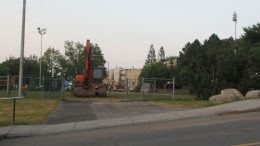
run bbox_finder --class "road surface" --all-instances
[1,111,260,146]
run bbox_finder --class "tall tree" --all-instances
[64,41,85,79]
[64,40,107,80]
[0,57,19,76]
[157,46,166,62]
[42,47,64,77]
[242,23,260,45]
[24,55,39,77]
[0,56,39,76]
[91,44,106,68]
[145,44,156,66]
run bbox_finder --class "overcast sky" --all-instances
[0,0,259,68]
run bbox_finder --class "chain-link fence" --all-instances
[140,78,175,100]
[0,75,64,99]
[108,77,175,100]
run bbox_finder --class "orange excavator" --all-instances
[71,39,107,97]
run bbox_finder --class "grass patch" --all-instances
[109,92,210,109]
[65,91,210,109]
[150,98,210,109]
[0,98,60,126]
[147,94,210,109]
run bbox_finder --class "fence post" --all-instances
[173,77,175,101]
[124,78,128,99]
[142,77,144,100]
[7,75,10,97]
[61,78,64,100]
[41,76,44,99]
[153,80,156,99]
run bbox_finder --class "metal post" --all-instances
[39,35,42,87]
[233,12,237,54]
[7,75,10,96]
[12,98,16,124]
[61,78,64,99]
[234,19,237,54]
[153,80,156,99]
[41,76,44,99]
[142,77,144,100]
[124,78,128,99]
[37,27,47,87]
[18,0,26,97]
[173,78,175,101]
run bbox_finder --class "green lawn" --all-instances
[0,90,63,99]
[66,91,210,109]
[149,95,210,109]
[0,98,60,126]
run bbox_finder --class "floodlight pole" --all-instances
[18,0,26,97]
[37,27,47,87]
[233,11,237,54]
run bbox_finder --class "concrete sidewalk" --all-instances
[1,99,260,139]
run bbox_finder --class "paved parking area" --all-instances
[46,100,181,124]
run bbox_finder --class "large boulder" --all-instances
[221,88,245,100]
[209,94,237,105]
[245,90,260,99]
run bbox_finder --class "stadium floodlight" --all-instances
[37,27,47,87]
[233,11,238,54]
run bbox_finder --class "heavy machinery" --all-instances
[71,39,107,97]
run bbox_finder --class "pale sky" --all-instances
[0,0,259,69]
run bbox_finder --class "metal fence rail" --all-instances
[0,75,63,99]
[108,77,175,100]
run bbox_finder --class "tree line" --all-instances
[0,41,106,80]
[140,23,260,99]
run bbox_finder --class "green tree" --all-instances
[0,56,40,77]
[242,23,260,45]
[91,44,106,68]
[157,46,165,62]
[140,62,170,79]
[64,40,107,80]
[145,44,156,66]
[0,56,20,76]
[24,55,39,77]
[64,41,85,79]
[42,47,64,77]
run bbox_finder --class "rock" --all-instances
[245,90,260,99]
[209,94,237,105]
[221,88,245,100]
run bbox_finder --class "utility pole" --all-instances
[18,0,26,97]
[233,11,237,54]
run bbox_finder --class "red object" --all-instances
[84,40,92,86]
[72,39,107,97]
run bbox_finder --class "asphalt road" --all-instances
[46,101,97,124]
[1,111,260,146]
[46,100,177,124]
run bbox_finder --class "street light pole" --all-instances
[18,0,26,97]
[37,27,47,87]
[233,11,237,54]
